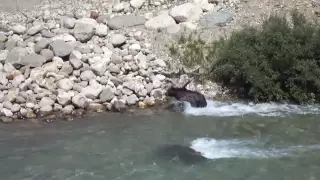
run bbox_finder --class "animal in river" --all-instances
[153,144,207,165]
[165,78,207,108]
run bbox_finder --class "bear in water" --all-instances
[154,144,207,165]
[165,78,207,108]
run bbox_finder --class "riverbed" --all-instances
[1,100,320,180]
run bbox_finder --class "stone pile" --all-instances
[0,17,171,122]
[0,0,238,122]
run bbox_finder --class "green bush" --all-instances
[168,10,320,104]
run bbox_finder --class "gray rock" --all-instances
[109,64,121,74]
[74,23,94,42]
[6,88,19,102]
[11,104,21,113]
[122,87,133,95]
[53,103,63,111]
[3,101,13,109]
[34,38,50,53]
[70,58,83,69]
[70,50,82,60]
[169,3,203,23]
[100,86,115,102]
[153,59,166,67]
[72,83,83,92]
[5,47,28,66]
[126,94,139,105]
[136,52,148,69]
[52,57,64,68]
[137,88,148,97]
[62,104,74,114]
[59,62,73,75]
[0,34,7,43]
[166,24,181,34]
[111,53,123,64]
[11,24,27,34]
[123,79,145,94]
[75,18,98,27]
[113,100,126,111]
[51,39,74,57]
[113,2,130,12]
[57,91,72,106]
[151,89,164,100]
[72,94,88,108]
[91,61,108,76]
[12,74,25,87]
[1,108,13,117]
[27,24,44,35]
[75,44,91,54]
[73,70,81,77]
[21,54,46,67]
[39,97,55,107]
[3,63,16,73]
[129,43,141,53]
[130,0,146,9]
[0,24,10,32]
[0,92,4,102]
[15,96,26,103]
[107,15,146,30]
[123,55,133,61]
[0,50,8,62]
[98,76,109,85]
[26,109,36,118]
[95,24,108,37]
[0,72,8,86]
[96,15,110,24]
[1,116,12,123]
[80,81,103,99]
[39,105,53,116]
[19,108,28,116]
[40,49,54,61]
[41,30,56,38]
[60,16,76,29]
[145,11,176,30]
[87,103,104,112]
[145,82,153,93]
[199,10,234,28]
[42,62,59,73]
[57,78,74,91]
[110,34,127,47]
[80,70,96,81]
[144,96,155,106]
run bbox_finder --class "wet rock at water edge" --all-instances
[87,103,105,112]
[38,105,53,117]
[113,100,126,112]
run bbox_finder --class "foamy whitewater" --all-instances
[190,137,320,159]
[182,100,320,117]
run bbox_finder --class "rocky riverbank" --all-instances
[0,0,319,123]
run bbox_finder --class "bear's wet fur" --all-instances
[166,78,207,108]
[154,144,207,165]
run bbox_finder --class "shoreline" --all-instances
[1,0,318,123]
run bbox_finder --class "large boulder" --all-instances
[145,11,177,30]
[169,3,203,23]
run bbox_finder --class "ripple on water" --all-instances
[181,100,320,117]
[190,137,320,160]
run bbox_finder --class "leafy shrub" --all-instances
[168,10,320,104]
[166,32,217,71]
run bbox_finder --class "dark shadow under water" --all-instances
[152,144,209,165]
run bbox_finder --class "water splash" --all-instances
[190,137,320,159]
[181,100,320,117]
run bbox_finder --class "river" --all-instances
[1,100,320,180]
